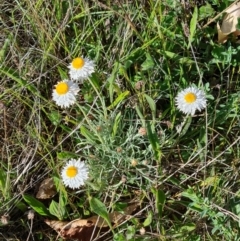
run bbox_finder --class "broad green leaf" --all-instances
[143,211,153,227]
[188,6,198,47]
[49,200,66,220]
[89,197,112,230]
[107,90,130,110]
[23,194,50,216]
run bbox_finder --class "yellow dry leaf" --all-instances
[218,1,240,43]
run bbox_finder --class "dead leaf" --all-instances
[45,218,108,241]
[217,2,240,43]
[36,177,57,199]
[45,219,68,232]
[217,22,229,43]
[45,201,139,240]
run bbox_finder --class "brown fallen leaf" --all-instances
[36,177,57,199]
[217,1,240,43]
[45,218,108,241]
[45,201,139,240]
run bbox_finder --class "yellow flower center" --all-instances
[184,92,197,103]
[66,166,78,178]
[72,57,85,69]
[56,82,69,95]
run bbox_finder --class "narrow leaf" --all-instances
[0,168,7,193]
[57,151,77,160]
[189,6,198,46]
[146,122,161,160]
[112,112,122,137]
[143,211,153,227]
[156,189,166,218]
[0,66,38,94]
[80,126,96,144]
[108,62,120,103]
[144,94,156,117]
[107,90,130,110]
[135,105,146,127]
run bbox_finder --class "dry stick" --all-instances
[159,133,220,186]
[26,218,34,241]
[180,136,240,185]
[202,0,240,29]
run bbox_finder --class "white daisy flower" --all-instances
[61,159,89,189]
[52,80,79,108]
[68,57,95,82]
[175,86,207,115]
